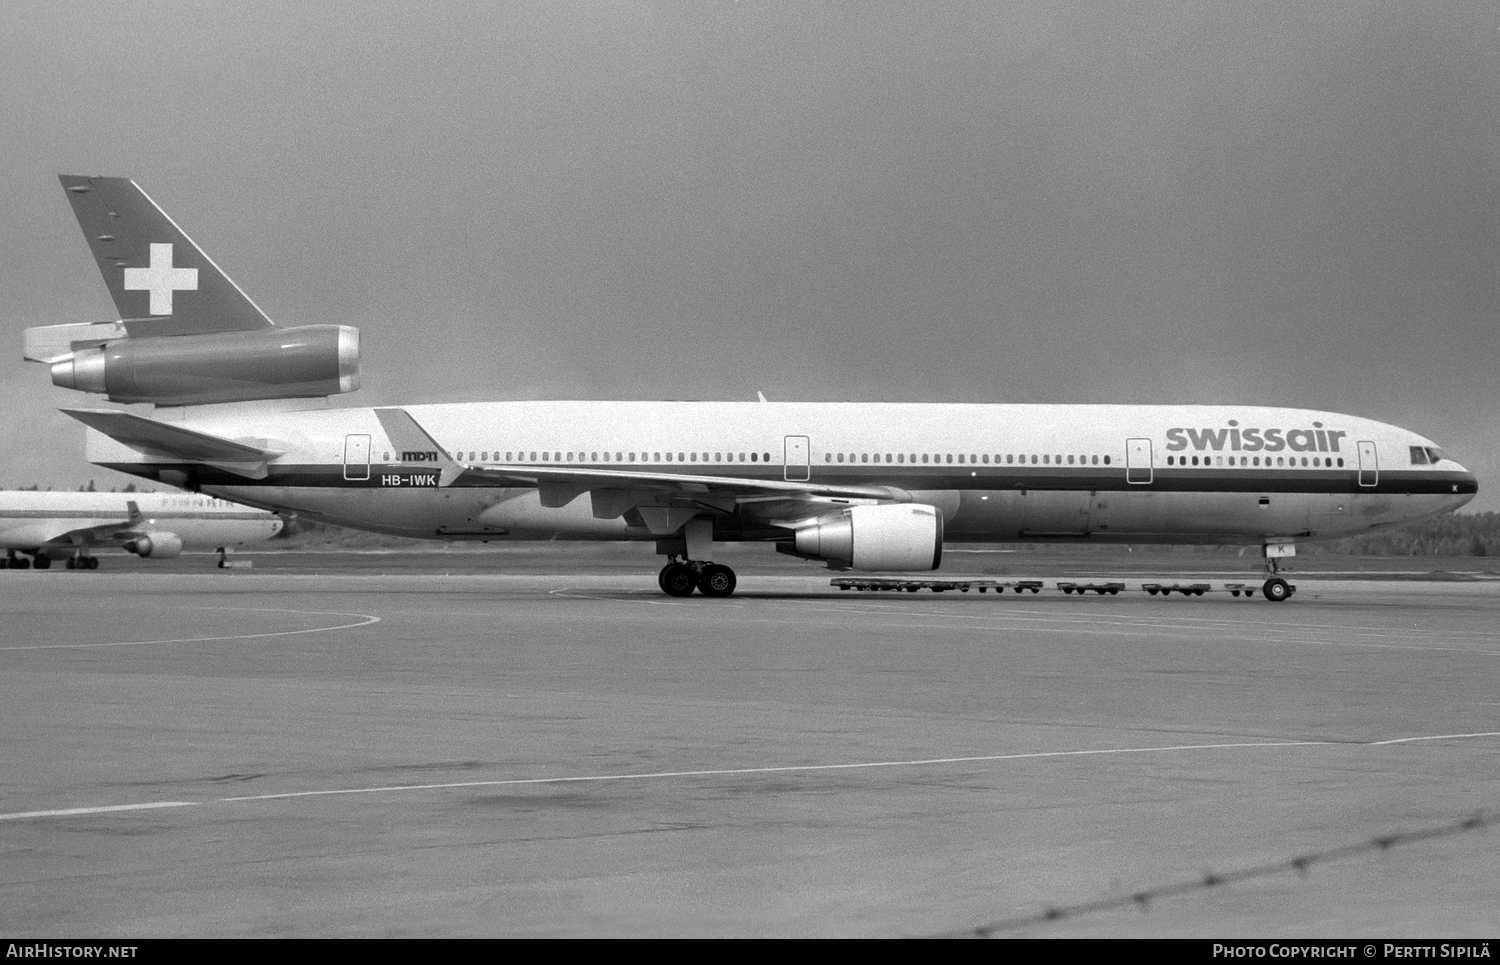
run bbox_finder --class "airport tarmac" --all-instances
[2,549,1498,937]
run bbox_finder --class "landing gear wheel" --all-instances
[697,564,737,598]
[33,555,51,570]
[660,563,698,597]
[86,556,99,570]
[1263,577,1290,602]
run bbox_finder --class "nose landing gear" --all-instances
[1260,541,1296,602]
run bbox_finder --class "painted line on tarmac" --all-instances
[10,732,1496,821]
[1368,731,1500,746]
[0,801,198,821]
[219,731,1500,804]
[0,607,382,651]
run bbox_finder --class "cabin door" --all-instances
[1126,438,1153,484]
[784,435,810,481]
[1357,440,1378,487]
[343,434,371,481]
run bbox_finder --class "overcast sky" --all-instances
[3,1,1498,510]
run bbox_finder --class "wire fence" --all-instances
[923,811,1494,937]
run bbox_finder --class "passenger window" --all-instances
[751,453,758,462]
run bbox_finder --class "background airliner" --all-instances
[0,489,282,569]
[23,177,1478,599]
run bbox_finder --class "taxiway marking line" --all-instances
[0,608,382,651]
[210,738,1398,802]
[1368,731,1500,746]
[9,732,1496,820]
[0,801,198,821]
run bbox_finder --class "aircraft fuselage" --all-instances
[85,400,1476,546]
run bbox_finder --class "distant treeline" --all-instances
[13,482,141,492]
[264,509,1500,557]
[8,483,1497,555]
[1301,511,1500,557]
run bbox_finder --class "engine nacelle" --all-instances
[789,503,943,571]
[49,325,359,405]
[123,532,184,559]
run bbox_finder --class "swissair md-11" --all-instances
[23,177,1478,600]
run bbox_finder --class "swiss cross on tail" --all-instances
[123,243,198,315]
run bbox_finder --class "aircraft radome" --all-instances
[0,489,282,569]
[22,176,1478,599]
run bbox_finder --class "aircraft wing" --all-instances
[0,501,144,549]
[374,408,909,512]
[61,409,283,480]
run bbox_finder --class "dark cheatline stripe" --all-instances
[96,464,1476,497]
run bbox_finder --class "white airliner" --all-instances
[0,489,282,569]
[22,177,1478,599]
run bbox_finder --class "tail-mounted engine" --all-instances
[34,324,359,406]
[781,503,944,571]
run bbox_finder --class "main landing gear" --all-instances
[3,550,99,570]
[658,558,738,598]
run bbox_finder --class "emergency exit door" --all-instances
[784,435,810,482]
[1126,437,1153,484]
[344,434,371,481]
[1357,440,1378,487]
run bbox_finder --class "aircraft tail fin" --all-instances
[58,175,275,338]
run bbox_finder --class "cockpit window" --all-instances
[1427,447,1446,464]
[1410,446,1430,465]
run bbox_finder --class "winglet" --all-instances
[372,408,467,487]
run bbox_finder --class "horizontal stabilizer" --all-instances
[61,409,282,471]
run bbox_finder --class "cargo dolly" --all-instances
[830,577,1043,594]
[829,576,1295,600]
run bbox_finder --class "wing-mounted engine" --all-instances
[123,532,183,559]
[780,503,944,571]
